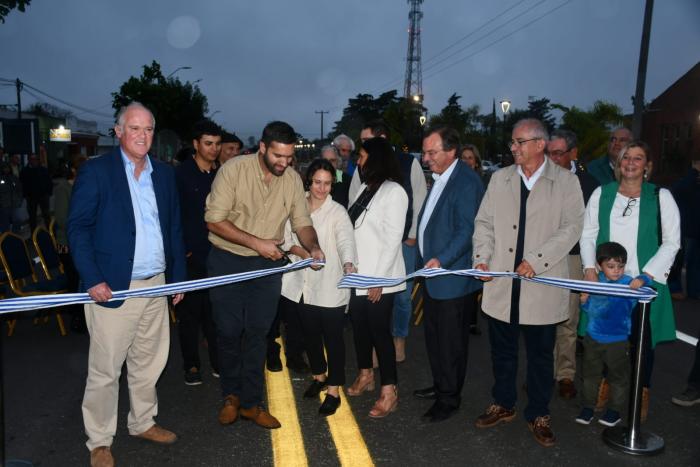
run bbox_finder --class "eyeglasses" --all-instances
[509,137,541,147]
[548,148,570,158]
[622,198,637,217]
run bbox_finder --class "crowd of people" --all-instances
[2,100,694,466]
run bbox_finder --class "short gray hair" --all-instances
[116,101,156,129]
[332,134,355,151]
[550,129,577,151]
[513,118,549,141]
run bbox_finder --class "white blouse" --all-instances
[281,194,357,308]
[580,186,681,283]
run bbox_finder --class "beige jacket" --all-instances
[472,159,584,325]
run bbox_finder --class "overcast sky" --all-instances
[2,0,699,142]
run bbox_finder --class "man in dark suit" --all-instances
[547,129,599,400]
[413,126,484,422]
[68,102,186,467]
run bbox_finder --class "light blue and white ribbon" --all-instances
[0,260,656,315]
[338,267,657,302]
[0,258,321,314]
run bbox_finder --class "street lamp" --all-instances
[499,100,511,163]
[166,66,192,79]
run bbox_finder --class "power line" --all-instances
[421,0,573,82]
[21,81,113,118]
[370,0,535,96]
[373,0,550,95]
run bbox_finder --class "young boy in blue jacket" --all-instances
[576,241,652,427]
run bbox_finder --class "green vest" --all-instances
[578,182,676,347]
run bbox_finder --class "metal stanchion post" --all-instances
[602,299,664,455]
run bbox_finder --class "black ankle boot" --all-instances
[319,394,341,416]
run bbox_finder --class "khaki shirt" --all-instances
[205,153,312,256]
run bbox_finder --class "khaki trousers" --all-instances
[82,274,169,451]
[554,254,582,381]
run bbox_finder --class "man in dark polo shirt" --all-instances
[175,119,222,386]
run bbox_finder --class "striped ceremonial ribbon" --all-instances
[337,268,657,302]
[0,258,321,315]
[0,260,656,315]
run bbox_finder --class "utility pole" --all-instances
[15,78,22,119]
[315,110,328,141]
[632,0,654,139]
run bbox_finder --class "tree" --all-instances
[0,0,31,23]
[111,61,209,143]
[553,100,626,162]
[429,93,480,138]
[330,90,402,142]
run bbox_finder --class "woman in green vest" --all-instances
[579,140,681,421]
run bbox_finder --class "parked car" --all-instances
[482,160,501,174]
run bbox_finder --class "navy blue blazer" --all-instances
[416,160,484,300]
[67,148,187,308]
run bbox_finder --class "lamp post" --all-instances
[166,66,192,79]
[500,100,511,163]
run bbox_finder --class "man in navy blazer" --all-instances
[68,102,186,467]
[414,126,484,422]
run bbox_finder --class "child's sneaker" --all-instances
[575,407,594,425]
[598,409,621,427]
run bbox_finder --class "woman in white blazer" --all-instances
[346,137,408,418]
[281,159,357,416]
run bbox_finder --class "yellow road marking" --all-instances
[267,338,374,466]
[320,388,374,467]
[266,339,308,467]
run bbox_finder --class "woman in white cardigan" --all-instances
[281,159,357,416]
[346,137,408,418]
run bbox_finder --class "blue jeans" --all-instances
[392,242,416,338]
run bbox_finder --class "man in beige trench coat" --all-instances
[472,118,584,447]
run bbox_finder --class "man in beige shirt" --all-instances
[205,121,324,429]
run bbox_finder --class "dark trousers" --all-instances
[581,336,630,412]
[267,296,306,359]
[488,316,557,422]
[177,257,218,372]
[26,195,50,232]
[298,300,346,386]
[688,327,700,389]
[464,288,481,327]
[423,289,471,408]
[208,247,283,408]
[349,290,397,386]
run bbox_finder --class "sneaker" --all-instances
[184,367,202,386]
[212,371,220,378]
[671,387,700,407]
[575,407,594,425]
[598,409,621,427]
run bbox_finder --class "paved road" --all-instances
[4,297,699,466]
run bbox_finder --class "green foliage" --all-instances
[428,93,480,137]
[111,61,209,142]
[330,90,424,150]
[554,100,625,162]
[0,0,31,23]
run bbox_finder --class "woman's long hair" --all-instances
[360,137,402,191]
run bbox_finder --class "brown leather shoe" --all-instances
[218,394,241,425]
[239,406,281,429]
[90,446,114,467]
[558,378,577,399]
[475,404,516,428]
[528,415,556,447]
[132,424,178,445]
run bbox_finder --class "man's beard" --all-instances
[263,151,286,176]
